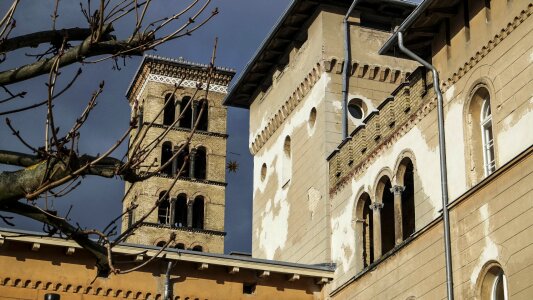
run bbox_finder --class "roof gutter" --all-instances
[379,0,437,55]
[397,31,454,300]
[341,0,360,140]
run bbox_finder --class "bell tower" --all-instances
[123,55,235,253]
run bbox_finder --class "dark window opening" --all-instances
[138,106,144,128]
[174,194,188,227]
[380,177,395,254]
[194,147,207,180]
[192,196,204,229]
[243,283,256,295]
[161,142,173,176]
[402,159,416,240]
[361,193,374,267]
[175,243,185,250]
[158,192,170,225]
[179,96,193,129]
[127,210,134,228]
[163,94,175,126]
[175,146,189,177]
[156,241,166,247]
[195,99,208,131]
[191,245,203,252]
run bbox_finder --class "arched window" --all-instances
[480,265,508,300]
[191,245,203,252]
[356,192,374,268]
[466,86,496,184]
[194,147,207,180]
[195,99,208,131]
[378,176,395,254]
[158,192,170,225]
[179,96,193,129]
[400,158,416,240]
[163,94,175,126]
[174,194,188,227]
[175,243,185,250]
[175,145,189,178]
[481,98,495,176]
[156,241,166,247]
[192,196,204,229]
[161,142,173,176]
[282,136,291,186]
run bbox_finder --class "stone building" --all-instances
[122,55,235,253]
[226,0,533,299]
[1,0,532,299]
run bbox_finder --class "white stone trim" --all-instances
[135,73,228,100]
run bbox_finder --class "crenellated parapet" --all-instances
[328,67,436,195]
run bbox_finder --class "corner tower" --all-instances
[123,55,235,253]
[225,0,418,264]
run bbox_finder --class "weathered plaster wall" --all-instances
[330,120,441,285]
[321,8,419,153]
[252,74,329,263]
[329,151,533,299]
[327,0,533,296]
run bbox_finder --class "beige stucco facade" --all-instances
[0,230,333,300]
[227,0,533,299]
[248,5,418,265]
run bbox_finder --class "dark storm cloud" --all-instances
[0,0,288,253]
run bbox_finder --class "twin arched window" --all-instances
[163,95,209,131]
[160,143,207,179]
[355,157,416,269]
[157,192,205,230]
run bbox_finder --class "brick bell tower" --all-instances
[123,55,235,253]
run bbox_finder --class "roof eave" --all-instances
[379,0,438,57]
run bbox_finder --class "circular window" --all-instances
[348,98,367,120]
[261,163,267,181]
[309,107,317,128]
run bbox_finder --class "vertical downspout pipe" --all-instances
[342,0,360,140]
[164,261,174,300]
[397,31,454,300]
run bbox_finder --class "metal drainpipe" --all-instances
[397,31,454,300]
[164,261,174,300]
[342,0,360,140]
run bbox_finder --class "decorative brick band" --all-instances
[323,57,410,84]
[328,68,435,195]
[442,3,532,91]
[250,62,323,154]
[154,173,227,187]
[0,277,160,299]
[142,222,227,236]
[136,73,229,101]
[149,123,228,138]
